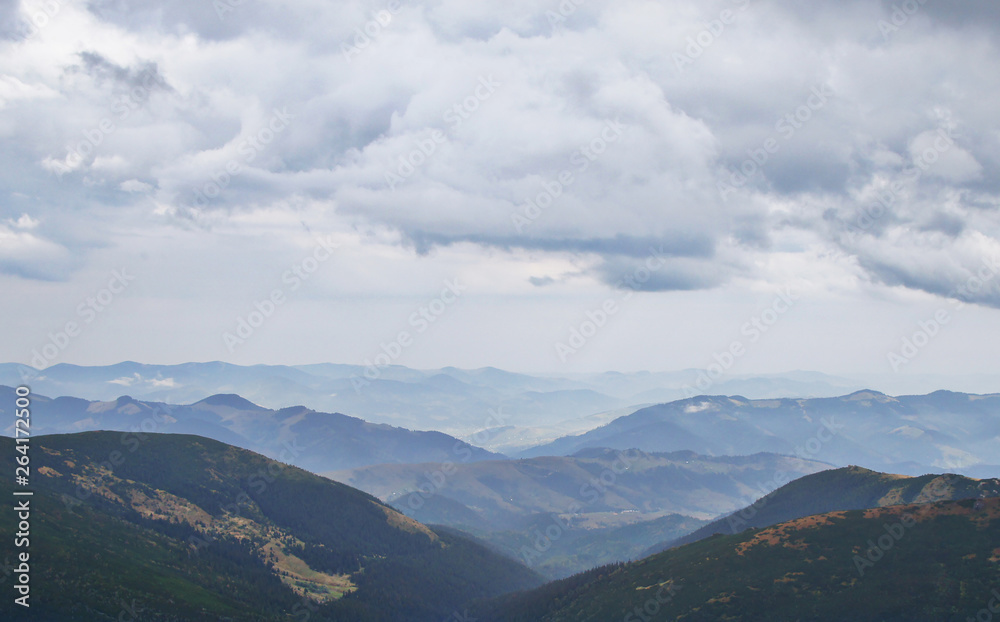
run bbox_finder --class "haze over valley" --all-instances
[4,0,1000,618]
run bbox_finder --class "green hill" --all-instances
[331,448,829,578]
[644,465,1000,556]
[480,497,1000,621]
[473,512,709,580]
[0,432,541,621]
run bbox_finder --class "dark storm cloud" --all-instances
[405,232,715,261]
[915,0,1000,30]
[597,256,728,292]
[85,0,266,40]
[0,0,22,39]
[76,52,172,94]
[859,254,1000,309]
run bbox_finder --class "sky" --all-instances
[1,0,999,379]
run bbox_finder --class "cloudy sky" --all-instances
[2,0,999,379]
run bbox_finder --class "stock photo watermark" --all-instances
[189,107,294,209]
[350,278,466,393]
[20,268,135,380]
[851,475,959,577]
[8,0,66,42]
[511,118,627,234]
[519,449,638,565]
[840,127,956,245]
[726,416,842,533]
[886,255,999,372]
[60,403,176,511]
[385,75,501,191]
[45,67,165,175]
[546,0,587,27]
[673,0,752,71]
[682,287,800,396]
[403,408,509,511]
[553,245,670,362]
[341,0,404,61]
[222,235,339,352]
[878,0,930,41]
[967,588,1000,622]
[623,581,681,622]
[187,437,306,554]
[718,84,834,202]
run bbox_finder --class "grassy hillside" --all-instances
[0,432,541,621]
[645,465,1000,555]
[473,512,709,580]
[332,449,831,529]
[331,448,828,578]
[480,497,1000,621]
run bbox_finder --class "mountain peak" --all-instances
[194,394,264,410]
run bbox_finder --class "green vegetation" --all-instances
[478,498,1000,621]
[649,465,1000,554]
[471,512,709,579]
[333,448,827,578]
[0,432,541,621]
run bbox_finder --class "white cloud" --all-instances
[8,214,40,229]
[1,0,999,373]
[119,179,154,192]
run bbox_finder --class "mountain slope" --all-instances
[0,432,541,621]
[330,449,830,578]
[523,390,1000,475]
[480,497,1000,622]
[644,465,1000,556]
[473,512,710,580]
[0,386,503,472]
[331,449,832,528]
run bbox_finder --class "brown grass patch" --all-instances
[376,502,439,543]
[263,540,355,602]
[129,489,213,526]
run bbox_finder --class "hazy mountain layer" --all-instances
[331,449,830,578]
[0,362,868,435]
[0,387,502,472]
[525,390,1000,476]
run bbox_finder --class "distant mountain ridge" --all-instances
[0,386,503,472]
[0,361,870,438]
[332,449,832,527]
[523,390,1000,476]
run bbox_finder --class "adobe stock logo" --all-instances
[26,269,136,374]
[189,108,294,209]
[967,588,1000,622]
[223,236,339,352]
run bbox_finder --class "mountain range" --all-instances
[331,449,831,578]
[0,362,875,441]
[0,432,541,621]
[0,386,501,472]
[478,468,1000,622]
[523,390,1000,476]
